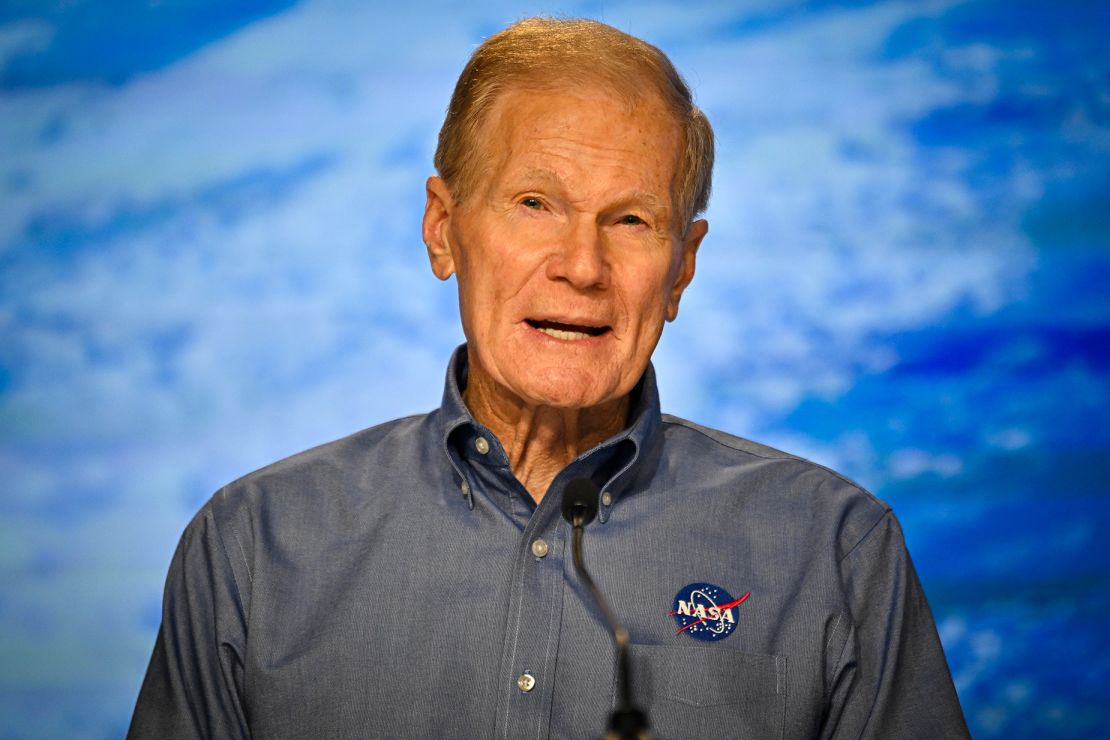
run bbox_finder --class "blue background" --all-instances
[1,1,1108,737]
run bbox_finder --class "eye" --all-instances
[619,214,646,226]
[521,197,543,210]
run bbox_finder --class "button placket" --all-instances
[494,502,566,739]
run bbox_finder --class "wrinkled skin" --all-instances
[423,85,707,500]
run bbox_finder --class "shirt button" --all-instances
[600,491,613,507]
[531,539,549,558]
[474,436,491,455]
[517,672,536,693]
[460,481,470,497]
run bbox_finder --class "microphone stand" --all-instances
[564,479,650,740]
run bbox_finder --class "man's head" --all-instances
[434,17,713,237]
[422,18,713,413]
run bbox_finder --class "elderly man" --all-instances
[130,17,968,740]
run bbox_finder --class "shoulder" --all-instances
[659,414,891,559]
[166,412,438,604]
[202,412,433,537]
[228,413,428,493]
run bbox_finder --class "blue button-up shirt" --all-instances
[130,346,968,739]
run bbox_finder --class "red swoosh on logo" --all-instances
[671,591,751,635]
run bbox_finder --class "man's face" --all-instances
[424,85,706,410]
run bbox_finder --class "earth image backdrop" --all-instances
[1,0,1108,737]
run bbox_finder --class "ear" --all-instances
[665,218,707,322]
[423,176,457,280]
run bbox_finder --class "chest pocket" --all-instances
[629,644,786,740]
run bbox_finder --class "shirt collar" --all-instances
[434,344,662,521]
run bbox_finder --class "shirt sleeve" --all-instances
[820,511,970,739]
[128,504,251,739]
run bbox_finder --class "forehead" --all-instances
[476,84,683,197]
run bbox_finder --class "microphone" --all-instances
[561,478,650,740]
[562,477,599,527]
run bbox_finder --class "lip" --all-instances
[521,317,613,344]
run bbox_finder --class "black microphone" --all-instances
[561,478,649,740]
[562,477,600,527]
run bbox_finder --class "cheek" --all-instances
[625,264,676,325]
[460,217,530,275]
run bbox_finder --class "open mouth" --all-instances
[526,319,611,341]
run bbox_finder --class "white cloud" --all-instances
[647,1,1041,449]
[887,447,964,479]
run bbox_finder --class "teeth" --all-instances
[538,326,592,341]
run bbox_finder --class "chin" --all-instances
[511,366,624,410]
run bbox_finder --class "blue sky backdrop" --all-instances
[1,1,1108,737]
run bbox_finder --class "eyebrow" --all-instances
[519,167,565,188]
[517,167,669,213]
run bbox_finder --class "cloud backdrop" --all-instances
[1,1,1108,737]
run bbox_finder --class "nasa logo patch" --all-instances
[671,583,750,641]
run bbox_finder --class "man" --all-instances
[130,17,969,739]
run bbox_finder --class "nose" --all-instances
[546,217,610,290]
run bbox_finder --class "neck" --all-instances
[463,362,630,504]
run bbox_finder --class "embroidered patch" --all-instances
[671,582,750,641]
